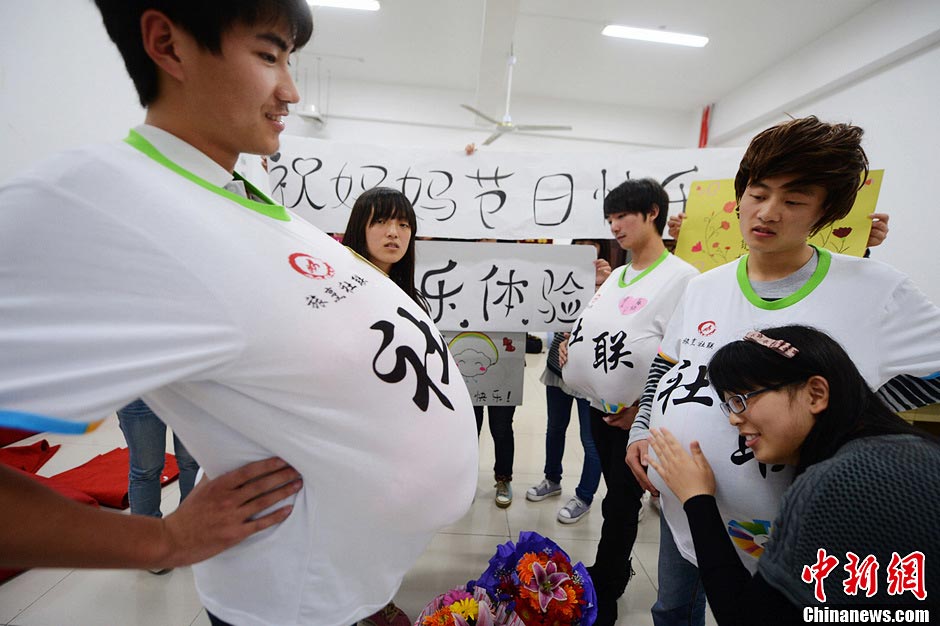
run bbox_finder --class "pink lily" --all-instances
[522,561,570,612]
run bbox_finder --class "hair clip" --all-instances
[744,331,799,358]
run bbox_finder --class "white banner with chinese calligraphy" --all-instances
[270,136,744,239]
[416,241,594,332]
[444,331,525,406]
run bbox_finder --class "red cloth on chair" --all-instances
[46,447,180,509]
[0,439,61,473]
[0,426,38,447]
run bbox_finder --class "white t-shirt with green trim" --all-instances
[648,248,940,572]
[562,251,697,412]
[0,133,478,626]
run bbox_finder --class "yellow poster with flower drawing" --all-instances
[674,171,884,272]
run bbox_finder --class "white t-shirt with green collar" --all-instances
[562,251,697,412]
[0,130,478,625]
[648,247,940,573]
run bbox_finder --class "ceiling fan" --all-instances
[462,49,572,146]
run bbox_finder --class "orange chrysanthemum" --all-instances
[519,588,540,611]
[422,607,454,626]
[516,552,543,585]
[556,586,578,617]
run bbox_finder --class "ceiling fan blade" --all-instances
[460,104,502,126]
[514,124,573,132]
[481,131,505,146]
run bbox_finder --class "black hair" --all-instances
[95,0,313,106]
[734,116,869,234]
[603,178,669,235]
[343,187,428,312]
[708,325,934,475]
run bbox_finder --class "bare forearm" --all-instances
[2,456,301,570]
[1,465,172,569]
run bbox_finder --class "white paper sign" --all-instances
[270,136,744,239]
[445,331,525,406]
[417,241,595,332]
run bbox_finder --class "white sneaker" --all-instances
[557,496,590,524]
[526,478,562,502]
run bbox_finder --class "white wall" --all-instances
[709,0,940,144]
[0,2,144,180]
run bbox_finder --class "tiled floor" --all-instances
[0,351,716,625]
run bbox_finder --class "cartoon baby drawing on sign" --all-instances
[449,332,499,379]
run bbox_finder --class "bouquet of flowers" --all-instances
[416,585,523,626]
[472,531,596,626]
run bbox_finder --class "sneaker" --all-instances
[526,478,562,502]
[557,496,590,524]
[359,602,411,626]
[495,480,513,508]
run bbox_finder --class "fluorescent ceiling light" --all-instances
[602,24,708,48]
[308,0,380,11]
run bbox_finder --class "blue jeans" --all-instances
[117,399,199,518]
[474,405,515,481]
[652,513,707,626]
[544,384,601,504]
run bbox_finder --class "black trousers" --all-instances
[474,404,516,481]
[589,406,644,599]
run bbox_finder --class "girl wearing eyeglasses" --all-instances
[648,325,940,624]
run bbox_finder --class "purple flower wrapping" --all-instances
[472,531,598,626]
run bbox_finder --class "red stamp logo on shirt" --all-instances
[697,320,717,336]
[289,253,335,280]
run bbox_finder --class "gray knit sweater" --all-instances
[759,434,940,607]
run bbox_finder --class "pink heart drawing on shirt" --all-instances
[619,296,648,315]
